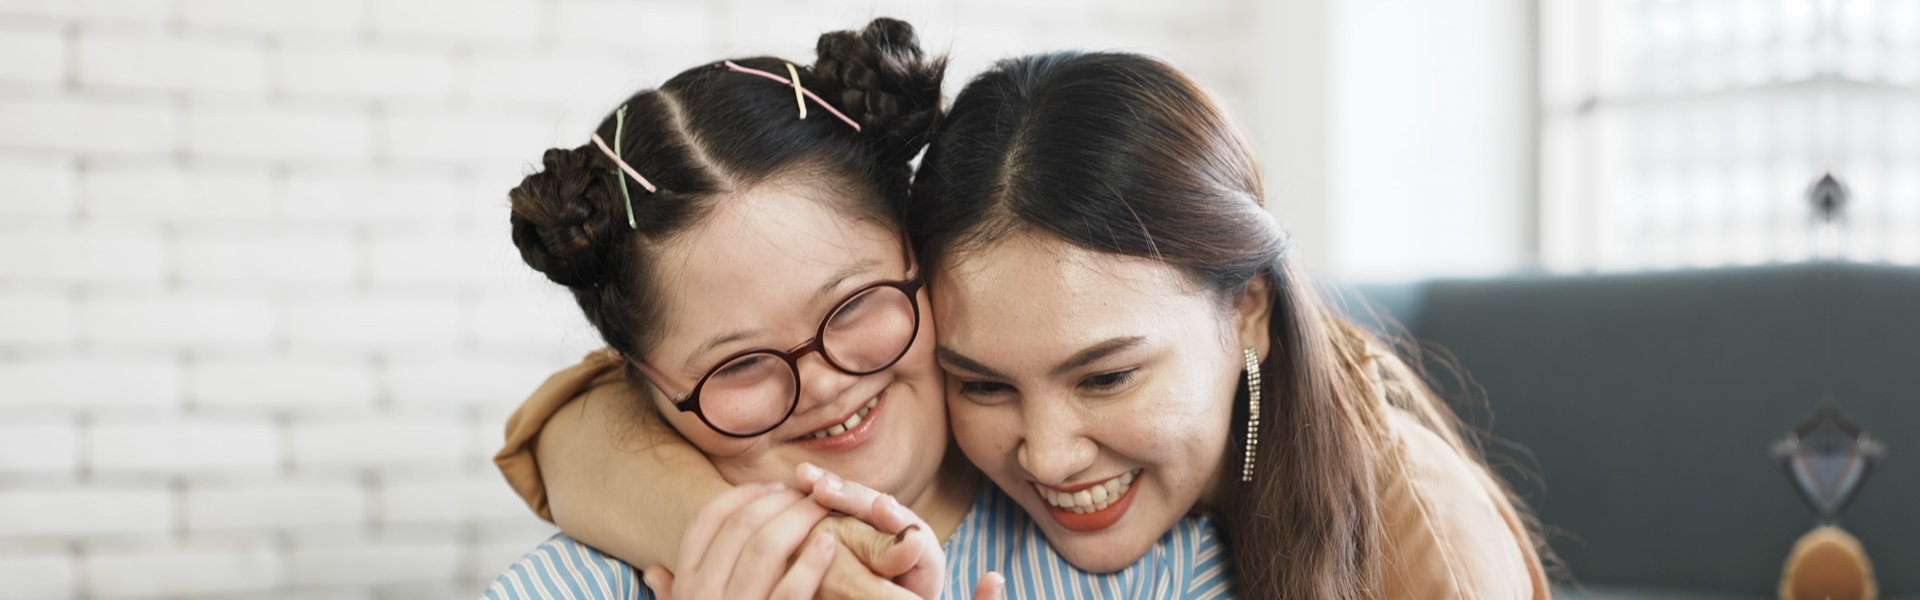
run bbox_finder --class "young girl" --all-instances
[485,20,1229,600]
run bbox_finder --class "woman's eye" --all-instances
[957,380,1013,400]
[1081,369,1136,391]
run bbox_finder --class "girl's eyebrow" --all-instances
[812,259,880,304]
[683,258,883,372]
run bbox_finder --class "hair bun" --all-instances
[812,17,946,164]
[509,146,628,289]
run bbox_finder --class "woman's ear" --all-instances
[1233,274,1274,361]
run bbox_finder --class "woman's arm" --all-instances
[497,352,949,595]
[536,377,731,569]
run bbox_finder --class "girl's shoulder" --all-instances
[482,534,648,600]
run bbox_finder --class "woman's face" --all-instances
[639,180,946,505]
[933,231,1264,572]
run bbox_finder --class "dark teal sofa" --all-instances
[1350,262,1918,599]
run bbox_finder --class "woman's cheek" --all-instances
[948,399,1017,470]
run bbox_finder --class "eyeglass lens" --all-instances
[697,284,917,435]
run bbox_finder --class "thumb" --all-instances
[640,565,677,600]
[972,572,1006,600]
[813,515,924,578]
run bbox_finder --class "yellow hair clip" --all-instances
[785,62,807,120]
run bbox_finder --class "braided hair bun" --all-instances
[812,18,946,165]
[509,146,629,289]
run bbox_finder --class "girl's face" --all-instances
[934,231,1268,572]
[639,181,946,505]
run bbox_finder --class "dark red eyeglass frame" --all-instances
[630,243,924,438]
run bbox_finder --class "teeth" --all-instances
[804,397,879,440]
[1036,470,1139,513]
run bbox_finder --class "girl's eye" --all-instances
[1081,369,1136,391]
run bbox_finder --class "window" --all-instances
[1541,0,1920,271]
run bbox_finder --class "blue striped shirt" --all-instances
[482,484,1234,599]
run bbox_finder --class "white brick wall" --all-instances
[0,0,1257,597]
[89,416,282,473]
[83,541,285,597]
[0,358,180,410]
[191,358,377,409]
[76,30,270,95]
[0,419,78,472]
[0,487,173,537]
[0,550,76,600]
[185,480,366,530]
[288,535,462,587]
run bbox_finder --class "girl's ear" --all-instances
[1233,274,1274,361]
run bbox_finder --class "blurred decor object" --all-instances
[1771,405,1884,600]
[1779,526,1876,600]
[1808,173,1848,226]
[1771,404,1883,519]
[1808,173,1850,260]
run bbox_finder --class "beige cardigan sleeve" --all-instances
[492,349,627,523]
[1377,407,1551,600]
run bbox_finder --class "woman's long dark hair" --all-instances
[507,18,944,371]
[910,51,1546,599]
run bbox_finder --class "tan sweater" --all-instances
[495,350,1550,598]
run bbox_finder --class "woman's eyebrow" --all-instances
[1051,336,1146,376]
[935,346,1005,379]
[936,335,1147,379]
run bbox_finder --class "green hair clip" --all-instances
[589,104,655,230]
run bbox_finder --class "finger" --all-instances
[816,542,923,600]
[798,463,914,533]
[972,572,1006,600]
[725,493,831,598]
[768,532,836,600]
[678,482,783,574]
[876,517,945,598]
[814,515,925,578]
[640,566,676,600]
[689,488,809,596]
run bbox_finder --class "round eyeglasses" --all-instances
[632,272,925,438]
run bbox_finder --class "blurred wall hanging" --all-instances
[1770,404,1886,600]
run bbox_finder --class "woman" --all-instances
[484,19,1229,600]
[907,52,1550,598]
[499,48,1550,599]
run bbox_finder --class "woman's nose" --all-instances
[1017,399,1096,485]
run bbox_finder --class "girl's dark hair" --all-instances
[508,18,944,364]
[911,51,1547,599]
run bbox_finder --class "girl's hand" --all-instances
[661,482,833,599]
[654,481,927,600]
[640,532,837,600]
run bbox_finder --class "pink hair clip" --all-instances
[720,60,862,132]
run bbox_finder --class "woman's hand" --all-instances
[794,462,1016,600]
